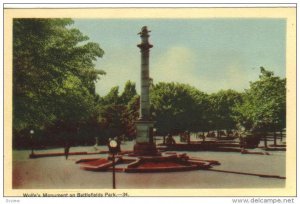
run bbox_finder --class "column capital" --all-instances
[137,43,153,50]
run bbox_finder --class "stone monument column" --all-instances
[133,26,158,156]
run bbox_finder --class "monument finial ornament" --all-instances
[138,26,151,36]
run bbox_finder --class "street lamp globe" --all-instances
[109,140,118,149]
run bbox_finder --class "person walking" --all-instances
[64,142,71,160]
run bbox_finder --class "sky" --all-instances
[73,19,286,96]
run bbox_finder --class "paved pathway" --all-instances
[12,141,285,189]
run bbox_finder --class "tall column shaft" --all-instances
[140,49,150,120]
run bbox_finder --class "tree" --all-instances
[150,82,209,135]
[125,95,140,139]
[100,86,120,105]
[234,67,286,146]
[119,81,137,105]
[99,104,128,139]
[209,89,243,136]
[13,19,104,146]
[97,82,139,141]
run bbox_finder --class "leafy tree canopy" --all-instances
[209,89,243,131]
[119,81,137,105]
[13,18,105,130]
[234,67,286,132]
[150,82,209,134]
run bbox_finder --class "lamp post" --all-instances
[108,139,118,189]
[30,129,34,155]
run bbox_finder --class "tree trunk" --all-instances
[187,132,190,144]
[264,132,268,148]
[273,130,277,146]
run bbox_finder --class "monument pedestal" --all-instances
[133,120,159,156]
[133,143,159,156]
